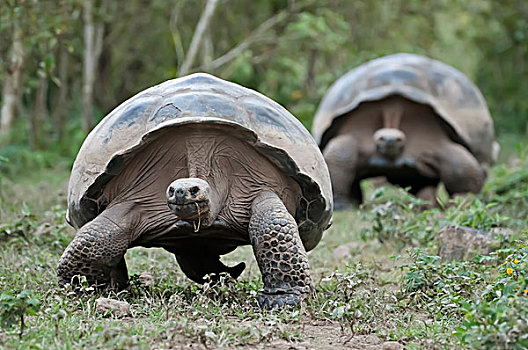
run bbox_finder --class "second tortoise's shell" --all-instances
[312,53,497,166]
[67,73,332,251]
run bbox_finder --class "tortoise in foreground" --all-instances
[312,53,499,209]
[57,73,333,308]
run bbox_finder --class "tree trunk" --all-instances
[1,25,24,136]
[29,75,48,149]
[200,10,288,72]
[305,48,319,97]
[82,0,105,133]
[54,46,70,143]
[178,0,220,76]
[170,1,187,66]
[201,28,214,67]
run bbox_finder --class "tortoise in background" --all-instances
[58,73,333,309]
[312,53,499,209]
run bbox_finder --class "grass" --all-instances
[1,140,528,349]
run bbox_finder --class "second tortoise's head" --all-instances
[166,178,217,229]
[373,128,406,160]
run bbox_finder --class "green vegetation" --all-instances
[0,289,40,338]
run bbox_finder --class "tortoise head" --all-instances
[373,128,406,160]
[166,178,218,229]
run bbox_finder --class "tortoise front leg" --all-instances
[323,134,360,209]
[412,185,439,209]
[57,206,132,291]
[439,143,486,197]
[249,191,313,309]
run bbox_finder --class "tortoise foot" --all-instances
[57,212,130,292]
[257,292,303,310]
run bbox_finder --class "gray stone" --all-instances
[489,227,514,238]
[95,298,131,317]
[438,224,502,261]
[382,341,403,350]
[332,242,359,259]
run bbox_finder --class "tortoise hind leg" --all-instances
[249,191,313,309]
[57,205,132,291]
[175,253,245,283]
[323,134,360,209]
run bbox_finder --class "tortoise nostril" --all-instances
[190,186,200,196]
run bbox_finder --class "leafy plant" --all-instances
[444,197,510,231]
[0,204,39,241]
[452,232,528,348]
[310,263,386,335]
[359,186,440,248]
[0,289,40,337]
[399,249,488,318]
[456,297,528,349]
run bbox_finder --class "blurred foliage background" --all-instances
[0,0,527,175]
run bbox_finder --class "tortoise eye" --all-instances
[190,186,199,196]
[168,187,175,197]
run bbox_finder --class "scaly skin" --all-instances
[57,205,132,290]
[249,191,314,309]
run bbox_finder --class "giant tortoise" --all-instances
[58,73,333,308]
[312,53,499,209]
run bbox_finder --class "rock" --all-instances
[363,334,382,344]
[95,298,131,317]
[139,272,154,286]
[489,227,514,238]
[438,224,502,261]
[382,341,403,350]
[333,242,359,259]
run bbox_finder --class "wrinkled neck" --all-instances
[382,102,404,129]
[185,136,211,178]
[204,185,224,227]
[184,132,230,222]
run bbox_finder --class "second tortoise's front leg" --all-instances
[323,134,361,209]
[249,191,314,309]
[439,143,486,197]
[57,204,132,291]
